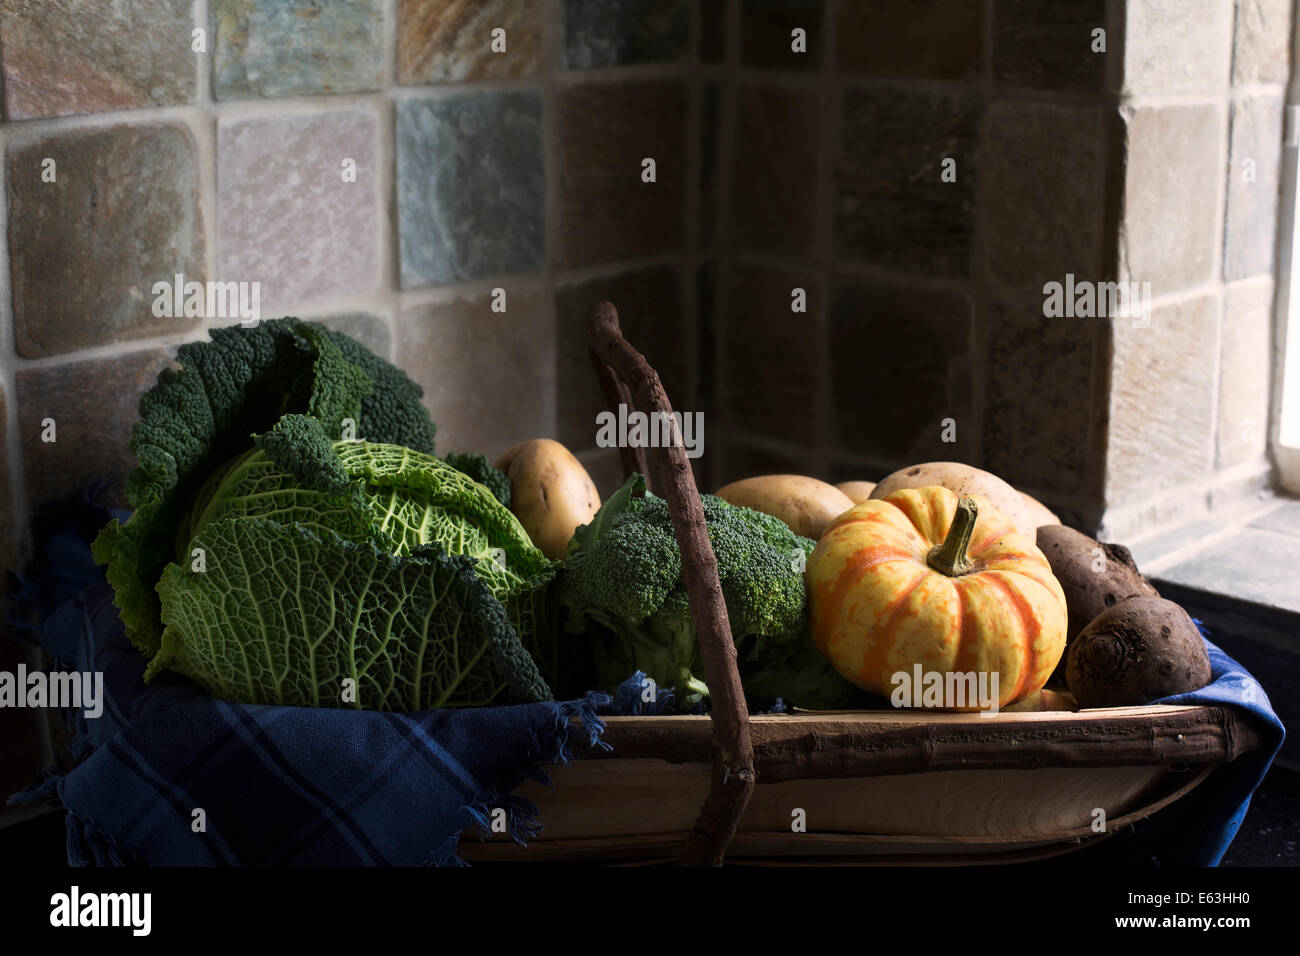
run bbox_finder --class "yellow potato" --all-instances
[495,439,600,559]
[834,480,877,505]
[1019,490,1062,529]
[870,461,1038,538]
[714,475,855,540]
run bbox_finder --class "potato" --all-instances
[715,475,856,540]
[495,439,600,559]
[871,462,1037,537]
[1019,490,1061,529]
[1066,596,1211,707]
[1036,525,1159,646]
[834,480,876,505]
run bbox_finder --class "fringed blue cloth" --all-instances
[8,495,615,866]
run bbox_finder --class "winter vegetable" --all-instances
[835,480,877,505]
[1020,490,1061,529]
[1066,596,1211,707]
[150,415,555,709]
[1036,525,1158,646]
[94,319,437,658]
[871,462,1038,539]
[496,439,601,560]
[94,320,556,711]
[444,451,511,507]
[714,474,855,540]
[559,475,841,709]
[807,487,1067,710]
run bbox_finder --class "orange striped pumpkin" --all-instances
[806,485,1066,710]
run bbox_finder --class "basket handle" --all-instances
[586,300,756,867]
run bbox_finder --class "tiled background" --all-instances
[0,1,1294,802]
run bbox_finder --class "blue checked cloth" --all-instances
[7,493,1285,866]
[8,496,618,866]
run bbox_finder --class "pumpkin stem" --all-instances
[927,496,978,577]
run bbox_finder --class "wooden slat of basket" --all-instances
[573,704,1265,780]
[459,763,1214,865]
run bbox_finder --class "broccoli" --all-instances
[443,452,511,507]
[559,474,849,711]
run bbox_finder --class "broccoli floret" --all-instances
[443,452,511,507]
[559,475,817,710]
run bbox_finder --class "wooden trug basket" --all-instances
[460,302,1268,866]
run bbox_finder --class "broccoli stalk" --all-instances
[559,474,842,711]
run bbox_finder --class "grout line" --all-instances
[540,0,562,440]
[713,0,742,483]
[813,0,839,482]
[683,0,702,433]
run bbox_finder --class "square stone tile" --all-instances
[1161,528,1300,614]
[1233,0,1293,84]
[701,0,727,62]
[1252,501,1300,538]
[984,302,1100,496]
[6,123,205,359]
[1119,104,1222,292]
[700,83,719,250]
[829,276,974,461]
[211,0,385,99]
[836,87,979,276]
[554,267,686,452]
[741,0,824,71]
[397,0,542,84]
[0,0,196,119]
[993,0,1106,92]
[563,0,688,69]
[978,101,1104,294]
[837,0,984,80]
[219,107,380,312]
[1123,0,1234,96]
[401,284,551,462]
[315,312,392,362]
[397,91,545,287]
[1105,293,1219,505]
[1217,281,1274,467]
[724,262,820,445]
[18,349,173,510]
[556,80,687,268]
[730,85,820,258]
[1224,96,1283,282]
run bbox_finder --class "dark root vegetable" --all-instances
[1037,525,1159,643]
[1037,525,1158,686]
[1066,596,1211,708]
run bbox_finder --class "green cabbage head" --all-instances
[150,414,555,710]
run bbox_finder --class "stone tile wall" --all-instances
[0,0,702,819]
[704,0,1290,541]
[703,0,1118,529]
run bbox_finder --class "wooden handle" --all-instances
[586,300,755,867]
